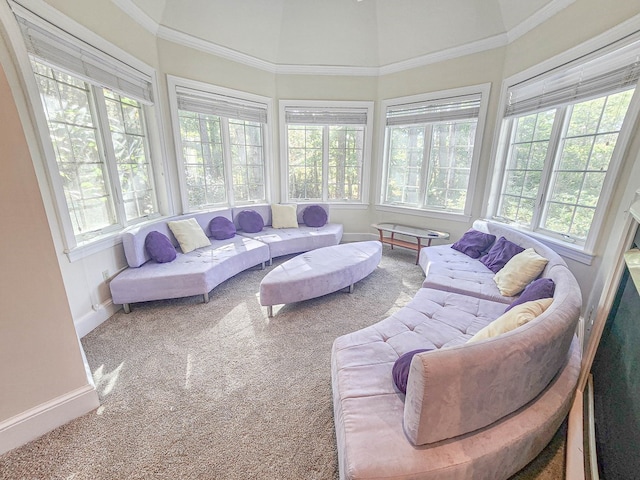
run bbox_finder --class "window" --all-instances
[380,86,489,215]
[281,101,373,203]
[492,39,640,249]
[16,11,159,248]
[170,81,270,211]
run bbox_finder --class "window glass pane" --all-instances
[328,126,364,201]
[31,59,116,236]
[105,90,157,221]
[179,111,226,208]
[229,120,265,203]
[541,89,634,239]
[288,125,323,200]
[424,120,475,211]
[384,126,425,205]
[497,110,555,226]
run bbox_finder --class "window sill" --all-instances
[65,233,124,262]
[375,204,471,223]
[485,220,595,265]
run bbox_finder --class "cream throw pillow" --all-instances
[467,298,553,343]
[493,248,549,296]
[167,218,210,253]
[271,204,298,229]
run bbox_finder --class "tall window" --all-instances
[493,40,640,248]
[171,82,269,210]
[281,102,373,203]
[380,87,488,214]
[17,12,158,247]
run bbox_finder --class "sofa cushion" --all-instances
[167,218,211,254]
[271,204,298,229]
[392,349,432,394]
[144,231,176,263]
[480,237,524,273]
[494,248,549,296]
[237,210,264,233]
[505,278,556,312]
[451,229,496,259]
[467,298,553,343]
[303,204,328,228]
[209,216,236,240]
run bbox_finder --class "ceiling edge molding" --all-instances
[110,0,159,35]
[156,25,279,73]
[378,34,509,76]
[507,0,576,43]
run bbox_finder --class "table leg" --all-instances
[416,237,422,265]
[390,232,395,250]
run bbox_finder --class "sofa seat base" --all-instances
[331,338,580,480]
[419,245,515,304]
[239,223,343,261]
[110,236,269,307]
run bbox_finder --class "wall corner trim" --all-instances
[0,384,100,455]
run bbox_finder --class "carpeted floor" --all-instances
[0,247,566,479]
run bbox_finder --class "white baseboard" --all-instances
[74,298,121,338]
[0,384,100,455]
[342,232,378,243]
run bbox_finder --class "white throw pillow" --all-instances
[167,218,210,253]
[493,248,549,296]
[271,204,298,229]
[467,298,553,343]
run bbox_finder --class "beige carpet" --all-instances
[0,247,566,479]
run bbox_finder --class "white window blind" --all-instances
[505,38,640,117]
[386,94,481,126]
[14,12,154,104]
[284,107,368,125]
[176,86,267,123]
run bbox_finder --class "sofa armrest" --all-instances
[403,265,581,445]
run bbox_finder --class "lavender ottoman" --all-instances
[259,241,382,317]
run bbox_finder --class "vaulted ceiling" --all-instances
[123,0,570,68]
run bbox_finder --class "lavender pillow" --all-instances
[480,237,525,273]
[504,278,556,312]
[209,216,236,240]
[392,348,433,395]
[451,229,496,259]
[237,210,264,233]
[303,205,328,228]
[144,231,176,263]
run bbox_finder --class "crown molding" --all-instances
[110,0,159,35]
[507,0,576,43]
[108,0,576,77]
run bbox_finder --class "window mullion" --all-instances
[533,107,566,231]
[418,125,432,208]
[322,125,329,202]
[221,117,235,206]
[92,88,125,226]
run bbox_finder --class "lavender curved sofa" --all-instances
[331,219,582,480]
[110,204,342,312]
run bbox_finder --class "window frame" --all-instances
[376,84,491,221]
[279,99,374,206]
[487,38,640,263]
[7,2,168,261]
[167,75,274,212]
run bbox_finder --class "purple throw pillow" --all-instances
[303,205,328,228]
[480,237,525,273]
[145,231,176,263]
[392,348,433,394]
[504,278,556,312]
[451,229,496,259]
[237,210,264,233]
[209,216,236,240]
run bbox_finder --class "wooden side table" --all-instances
[372,223,450,264]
